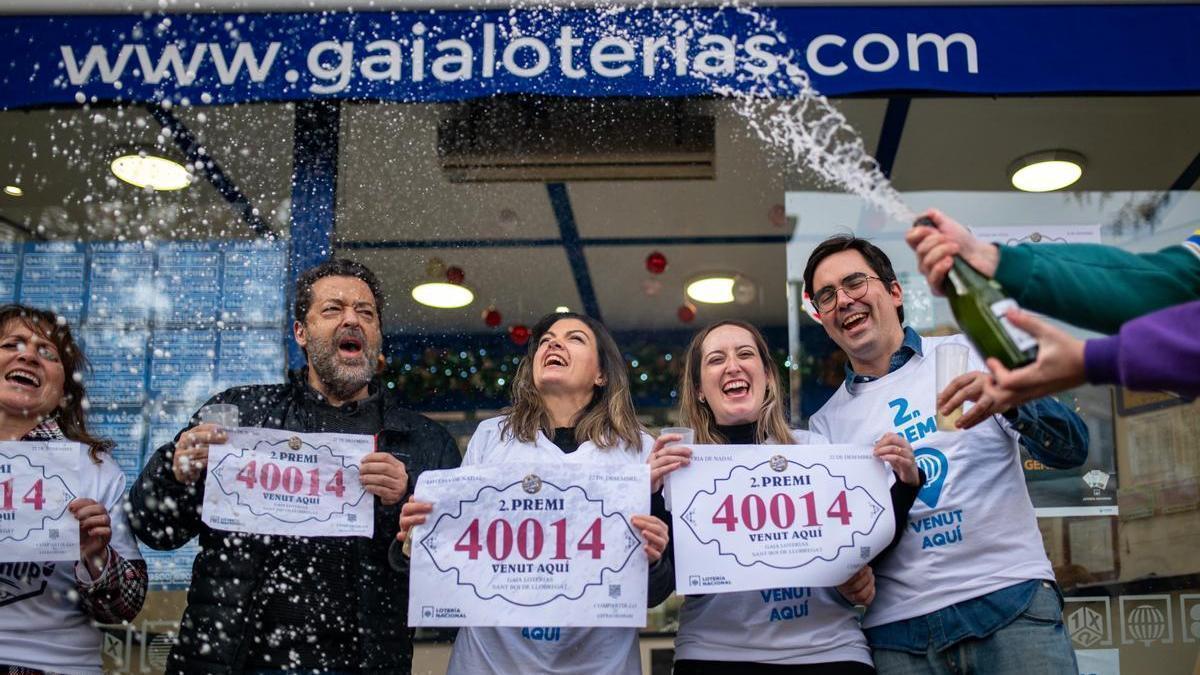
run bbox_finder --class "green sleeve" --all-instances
[993,243,1200,334]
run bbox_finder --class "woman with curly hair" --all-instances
[0,304,147,674]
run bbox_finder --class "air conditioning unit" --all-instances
[437,98,715,182]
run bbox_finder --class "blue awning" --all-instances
[2,5,1198,109]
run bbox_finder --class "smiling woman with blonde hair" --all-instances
[650,319,922,674]
[677,319,793,446]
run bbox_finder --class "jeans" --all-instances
[872,583,1077,675]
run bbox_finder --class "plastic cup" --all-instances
[658,427,694,510]
[198,403,240,429]
[659,427,694,446]
[935,343,970,431]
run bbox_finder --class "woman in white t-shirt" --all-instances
[0,304,147,675]
[397,312,671,674]
[650,320,922,675]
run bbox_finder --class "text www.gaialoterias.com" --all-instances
[59,23,979,94]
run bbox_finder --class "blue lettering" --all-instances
[902,416,938,442]
[769,602,810,621]
[521,626,561,641]
[760,587,811,603]
[910,509,963,533]
[915,417,937,437]
[921,525,963,549]
[904,425,920,443]
[889,398,920,427]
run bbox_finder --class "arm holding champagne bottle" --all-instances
[905,212,1085,462]
[907,209,1200,335]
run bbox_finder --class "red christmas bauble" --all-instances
[482,308,502,328]
[509,324,531,346]
[677,303,696,323]
[645,251,668,275]
[446,266,465,285]
[768,204,787,228]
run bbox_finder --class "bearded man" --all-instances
[130,259,461,674]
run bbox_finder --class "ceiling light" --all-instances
[686,275,736,304]
[1009,150,1085,192]
[110,154,192,191]
[3,185,22,197]
[555,306,570,313]
[412,282,474,309]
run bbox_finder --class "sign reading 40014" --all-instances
[202,428,376,538]
[682,454,886,565]
[451,515,607,564]
[1,475,53,511]
[708,485,857,534]
[408,461,650,627]
[230,459,348,501]
[421,473,639,603]
[670,444,894,593]
[0,442,81,563]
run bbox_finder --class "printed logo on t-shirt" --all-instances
[910,448,966,551]
[914,448,948,509]
[0,562,56,607]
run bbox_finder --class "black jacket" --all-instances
[127,372,461,674]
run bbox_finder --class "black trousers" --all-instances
[674,659,876,675]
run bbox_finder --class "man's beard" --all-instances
[307,328,381,401]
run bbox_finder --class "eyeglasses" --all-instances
[810,273,882,314]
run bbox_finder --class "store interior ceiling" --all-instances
[1,95,1198,334]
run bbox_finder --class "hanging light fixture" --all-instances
[412,282,475,309]
[110,152,192,191]
[1009,150,1085,192]
[686,274,738,304]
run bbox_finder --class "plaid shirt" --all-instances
[25,419,148,625]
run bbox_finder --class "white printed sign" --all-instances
[973,223,1119,519]
[667,444,893,593]
[409,461,649,627]
[0,441,81,562]
[1075,648,1119,675]
[202,428,375,537]
[970,224,1102,246]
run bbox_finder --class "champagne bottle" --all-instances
[914,217,1038,369]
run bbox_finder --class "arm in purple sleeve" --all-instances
[1084,300,1200,396]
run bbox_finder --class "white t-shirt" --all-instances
[0,445,143,674]
[671,429,872,667]
[809,333,1054,628]
[446,415,653,675]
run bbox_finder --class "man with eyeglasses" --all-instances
[801,234,1089,675]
